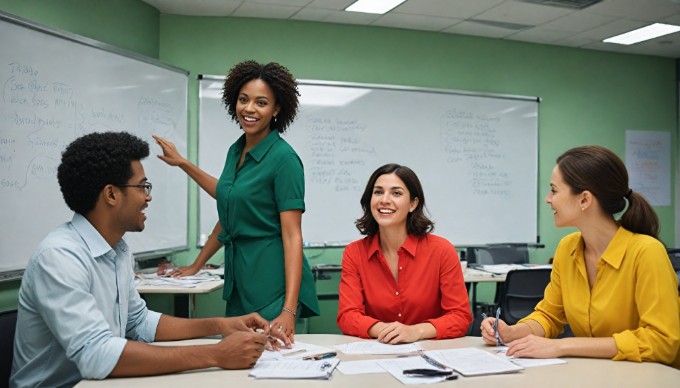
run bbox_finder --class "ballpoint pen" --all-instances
[481,309,505,346]
[303,351,337,360]
[494,307,505,346]
[420,353,450,370]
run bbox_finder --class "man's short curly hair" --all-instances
[57,131,149,215]
[222,60,300,133]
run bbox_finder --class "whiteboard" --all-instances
[198,76,538,247]
[0,13,189,273]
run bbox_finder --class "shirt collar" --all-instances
[70,213,116,258]
[568,226,632,270]
[600,226,632,269]
[367,233,419,260]
[236,130,281,163]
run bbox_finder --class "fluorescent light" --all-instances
[345,0,406,14]
[603,23,680,45]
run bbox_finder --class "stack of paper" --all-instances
[249,359,340,380]
[259,341,336,361]
[135,272,220,288]
[425,348,523,376]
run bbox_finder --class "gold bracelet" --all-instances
[523,321,535,335]
[282,307,296,317]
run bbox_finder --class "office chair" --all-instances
[466,244,530,318]
[467,244,530,265]
[500,268,552,325]
[667,248,680,294]
[0,310,18,388]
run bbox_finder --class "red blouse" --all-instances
[337,233,472,339]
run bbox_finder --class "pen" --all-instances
[403,368,453,377]
[482,310,505,346]
[420,353,450,370]
[494,307,505,346]
[303,351,337,360]
[282,349,307,357]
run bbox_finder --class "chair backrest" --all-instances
[468,244,530,265]
[668,248,680,271]
[668,248,680,294]
[501,269,551,325]
[0,310,18,388]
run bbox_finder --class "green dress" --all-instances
[216,130,320,320]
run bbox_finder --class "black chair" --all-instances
[467,244,530,266]
[466,244,530,317]
[500,268,551,325]
[0,310,18,388]
[667,248,680,294]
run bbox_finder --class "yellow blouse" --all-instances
[520,227,680,368]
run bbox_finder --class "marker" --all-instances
[303,351,337,360]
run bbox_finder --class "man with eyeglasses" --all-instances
[11,132,272,388]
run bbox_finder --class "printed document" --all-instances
[336,340,421,355]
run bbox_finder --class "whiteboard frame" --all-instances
[198,74,540,248]
[0,11,191,277]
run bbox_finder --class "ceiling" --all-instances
[140,0,680,59]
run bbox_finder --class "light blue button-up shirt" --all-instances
[10,213,161,387]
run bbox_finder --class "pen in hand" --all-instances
[481,309,505,346]
[494,307,505,346]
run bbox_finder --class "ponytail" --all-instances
[619,191,659,239]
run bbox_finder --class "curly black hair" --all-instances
[222,60,300,133]
[355,163,434,237]
[57,131,149,215]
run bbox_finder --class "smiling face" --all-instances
[545,165,583,228]
[115,160,151,233]
[236,78,280,143]
[370,173,419,232]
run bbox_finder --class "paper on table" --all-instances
[136,272,220,287]
[377,356,452,385]
[490,347,567,368]
[426,348,523,376]
[335,340,421,355]
[249,359,340,380]
[259,341,335,361]
[337,359,387,375]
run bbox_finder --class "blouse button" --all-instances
[398,313,402,317]
[395,291,399,296]
[399,266,403,270]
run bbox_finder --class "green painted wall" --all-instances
[0,0,160,313]
[157,16,676,329]
[0,0,159,57]
[0,3,676,331]
[157,16,676,266]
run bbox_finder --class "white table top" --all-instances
[135,279,224,294]
[464,270,506,283]
[75,334,679,387]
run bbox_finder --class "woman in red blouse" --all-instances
[337,164,472,343]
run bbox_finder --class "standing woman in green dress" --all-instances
[153,61,319,346]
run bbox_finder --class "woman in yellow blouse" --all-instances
[482,145,680,368]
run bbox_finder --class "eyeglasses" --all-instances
[116,182,152,196]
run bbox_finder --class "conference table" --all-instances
[75,334,680,387]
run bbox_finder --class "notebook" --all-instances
[425,348,524,376]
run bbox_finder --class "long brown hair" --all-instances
[556,145,659,238]
[355,163,434,236]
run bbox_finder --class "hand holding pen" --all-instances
[480,307,506,346]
